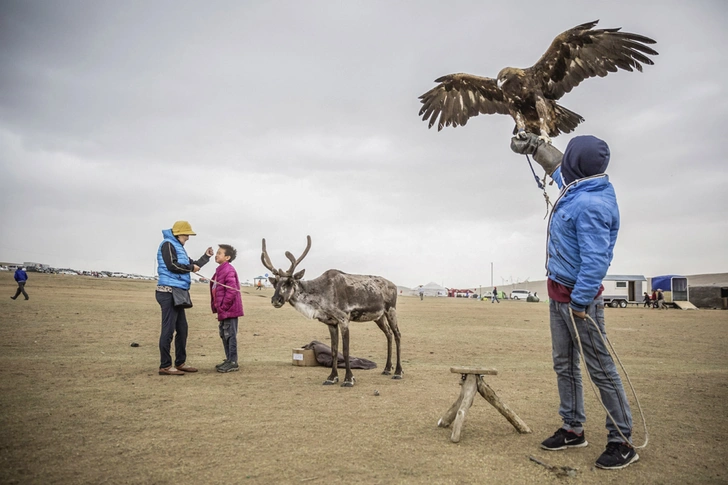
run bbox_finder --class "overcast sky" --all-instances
[1,0,726,288]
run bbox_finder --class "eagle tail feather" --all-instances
[553,104,584,136]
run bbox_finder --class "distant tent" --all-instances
[415,282,448,297]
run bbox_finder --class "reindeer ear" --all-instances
[268,276,278,286]
[293,269,305,280]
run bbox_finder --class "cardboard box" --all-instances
[292,348,318,367]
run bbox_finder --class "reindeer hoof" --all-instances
[381,370,391,376]
[341,380,355,388]
[323,377,339,385]
[392,374,403,380]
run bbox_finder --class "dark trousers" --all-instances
[156,291,188,369]
[12,282,29,300]
[219,318,239,363]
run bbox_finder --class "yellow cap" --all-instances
[171,221,197,236]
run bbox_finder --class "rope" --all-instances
[568,310,649,450]
[193,271,245,293]
[525,154,553,218]
[525,154,544,189]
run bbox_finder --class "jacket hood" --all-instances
[561,135,610,185]
[162,228,174,240]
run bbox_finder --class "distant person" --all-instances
[512,133,637,469]
[210,244,244,373]
[419,286,424,300]
[656,289,666,310]
[491,286,500,303]
[642,292,651,308]
[156,221,213,376]
[650,290,657,308]
[11,267,29,300]
[256,280,263,290]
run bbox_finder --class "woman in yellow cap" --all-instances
[156,221,213,375]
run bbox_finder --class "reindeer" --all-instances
[261,236,403,387]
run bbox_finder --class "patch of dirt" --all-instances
[0,273,726,484]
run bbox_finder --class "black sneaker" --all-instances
[217,361,239,373]
[595,442,639,469]
[541,428,588,450]
[215,359,229,370]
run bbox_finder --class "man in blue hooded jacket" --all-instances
[511,133,637,470]
[11,267,29,300]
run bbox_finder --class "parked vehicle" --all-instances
[510,289,531,300]
[602,275,648,308]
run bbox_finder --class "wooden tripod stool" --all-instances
[438,366,532,443]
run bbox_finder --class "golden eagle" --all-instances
[418,20,658,141]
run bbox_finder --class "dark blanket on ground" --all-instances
[302,340,377,369]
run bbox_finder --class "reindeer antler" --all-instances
[261,238,280,276]
[284,235,312,275]
[261,236,312,277]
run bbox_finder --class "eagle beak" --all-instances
[497,79,504,89]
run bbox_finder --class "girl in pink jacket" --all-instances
[210,244,244,373]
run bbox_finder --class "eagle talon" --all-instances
[517,130,528,140]
[538,134,552,144]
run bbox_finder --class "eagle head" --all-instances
[496,67,525,91]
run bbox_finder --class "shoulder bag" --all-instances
[172,287,193,308]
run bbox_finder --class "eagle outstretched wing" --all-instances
[532,20,658,100]
[418,74,510,131]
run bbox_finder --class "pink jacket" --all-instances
[209,262,244,321]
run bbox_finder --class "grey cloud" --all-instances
[1,0,726,286]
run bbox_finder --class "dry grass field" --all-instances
[0,272,726,484]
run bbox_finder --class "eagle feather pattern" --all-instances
[418,20,658,137]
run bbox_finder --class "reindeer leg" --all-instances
[323,324,339,385]
[387,307,403,379]
[374,316,393,375]
[340,321,355,387]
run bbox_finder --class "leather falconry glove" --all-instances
[510,133,563,176]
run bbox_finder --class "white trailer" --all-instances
[601,275,647,308]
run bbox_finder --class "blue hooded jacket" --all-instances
[547,136,619,312]
[14,268,28,283]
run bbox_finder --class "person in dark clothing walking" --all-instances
[491,286,500,303]
[11,267,29,300]
[156,221,213,375]
[642,292,651,308]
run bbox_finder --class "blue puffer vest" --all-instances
[157,229,191,289]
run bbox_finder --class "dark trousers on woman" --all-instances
[12,282,29,300]
[156,291,188,369]
[219,318,239,363]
